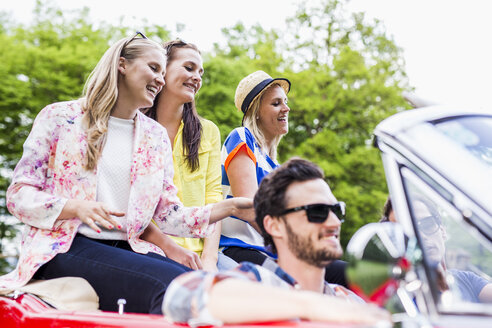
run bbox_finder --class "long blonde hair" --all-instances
[242,83,283,161]
[81,36,165,170]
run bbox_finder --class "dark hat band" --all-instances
[241,78,273,114]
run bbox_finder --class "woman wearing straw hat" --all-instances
[220,70,291,264]
[220,71,349,287]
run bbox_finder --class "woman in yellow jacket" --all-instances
[141,40,238,271]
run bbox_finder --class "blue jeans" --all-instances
[33,234,191,314]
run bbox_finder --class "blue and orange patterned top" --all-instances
[220,127,278,254]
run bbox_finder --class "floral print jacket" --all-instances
[0,100,213,290]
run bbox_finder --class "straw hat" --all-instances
[235,70,291,116]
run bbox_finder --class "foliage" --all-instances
[0,0,412,273]
[198,56,252,140]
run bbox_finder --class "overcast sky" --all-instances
[3,0,492,109]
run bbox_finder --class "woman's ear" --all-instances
[118,57,127,75]
[263,215,283,239]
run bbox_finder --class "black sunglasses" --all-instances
[280,202,346,223]
[417,215,441,235]
[164,38,189,55]
[121,31,148,55]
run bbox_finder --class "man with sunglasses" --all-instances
[162,158,390,325]
[412,199,492,303]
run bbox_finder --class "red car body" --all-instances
[0,293,361,328]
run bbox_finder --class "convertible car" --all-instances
[348,104,492,327]
[1,104,491,327]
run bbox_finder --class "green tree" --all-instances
[198,55,251,140]
[280,0,411,245]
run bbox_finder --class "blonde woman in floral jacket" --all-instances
[0,32,253,314]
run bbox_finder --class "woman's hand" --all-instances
[140,223,203,270]
[231,197,262,232]
[231,197,255,222]
[164,241,203,270]
[59,199,125,232]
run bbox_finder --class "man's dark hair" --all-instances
[254,157,324,254]
[411,195,442,225]
[380,196,393,222]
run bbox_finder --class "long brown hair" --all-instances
[144,40,202,172]
[82,34,164,170]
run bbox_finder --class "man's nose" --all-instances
[324,211,342,227]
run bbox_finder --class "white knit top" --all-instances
[78,116,134,240]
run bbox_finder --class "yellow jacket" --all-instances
[170,118,223,254]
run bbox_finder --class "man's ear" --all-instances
[263,215,284,239]
[118,57,127,75]
[440,226,448,241]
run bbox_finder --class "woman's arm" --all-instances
[201,123,224,271]
[227,147,258,199]
[225,146,261,232]
[140,223,203,269]
[6,104,123,232]
[201,222,221,271]
[6,105,67,229]
[208,197,254,224]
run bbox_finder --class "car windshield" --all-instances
[434,116,492,167]
[402,173,492,309]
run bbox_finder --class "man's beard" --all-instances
[285,220,343,268]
